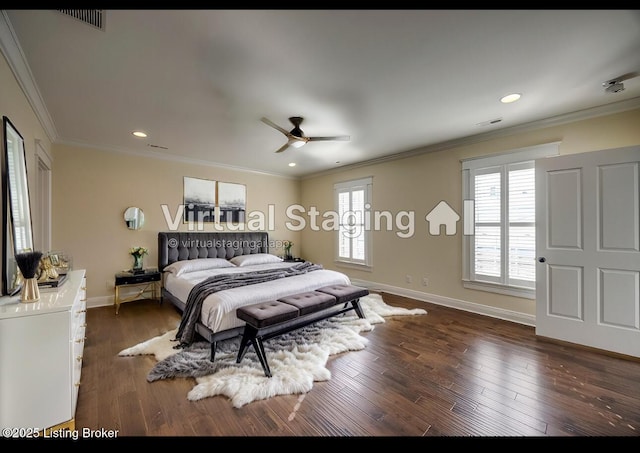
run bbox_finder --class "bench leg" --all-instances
[252,337,272,378]
[236,325,273,377]
[351,298,365,318]
[210,341,217,362]
[237,325,256,363]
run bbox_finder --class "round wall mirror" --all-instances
[124,207,144,230]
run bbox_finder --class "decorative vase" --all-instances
[284,249,293,261]
[132,254,143,271]
[21,277,40,303]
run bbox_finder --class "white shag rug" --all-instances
[118,293,426,408]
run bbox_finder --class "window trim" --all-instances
[333,176,373,270]
[35,139,52,252]
[461,142,560,298]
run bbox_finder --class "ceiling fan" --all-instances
[602,71,639,94]
[261,116,350,153]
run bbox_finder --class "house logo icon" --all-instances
[425,201,460,236]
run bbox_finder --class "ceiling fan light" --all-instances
[603,80,625,94]
[291,141,306,148]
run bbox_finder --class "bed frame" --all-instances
[157,231,271,352]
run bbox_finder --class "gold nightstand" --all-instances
[114,268,161,314]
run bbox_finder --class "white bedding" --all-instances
[164,261,351,333]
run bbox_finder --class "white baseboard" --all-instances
[87,295,115,309]
[350,278,536,327]
[88,286,159,310]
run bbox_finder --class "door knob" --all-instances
[538,257,546,263]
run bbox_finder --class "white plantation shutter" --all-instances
[470,162,535,288]
[351,188,365,260]
[474,169,501,281]
[334,177,372,266]
[337,190,351,258]
[462,142,559,298]
[508,165,535,285]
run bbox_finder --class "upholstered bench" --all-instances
[236,285,369,377]
[315,284,369,317]
[236,300,300,328]
[277,291,337,315]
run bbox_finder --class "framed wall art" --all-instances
[218,181,246,223]
[183,176,216,223]
[183,177,247,224]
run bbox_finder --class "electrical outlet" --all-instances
[422,277,429,286]
[405,275,412,284]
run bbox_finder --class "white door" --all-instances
[535,145,640,358]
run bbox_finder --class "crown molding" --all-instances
[302,97,640,180]
[0,11,58,143]
[55,137,299,180]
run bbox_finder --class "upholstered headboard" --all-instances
[157,231,270,271]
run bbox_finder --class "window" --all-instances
[462,142,559,298]
[334,177,372,268]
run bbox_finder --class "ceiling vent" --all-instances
[476,118,503,127]
[56,10,105,31]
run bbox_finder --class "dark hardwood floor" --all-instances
[74,293,640,437]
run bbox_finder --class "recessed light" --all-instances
[288,162,296,167]
[500,93,521,104]
[132,131,147,138]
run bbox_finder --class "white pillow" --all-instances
[229,253,283,267]
[164,258,236,277]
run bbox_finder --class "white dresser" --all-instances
[0,269,87,431]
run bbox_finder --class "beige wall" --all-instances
[300,108,640,317]
[0,51,52,292]
[51,144,300,301]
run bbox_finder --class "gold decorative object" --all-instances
[21,278,40,303]
[38,255,59,281]
[36,252,72,289]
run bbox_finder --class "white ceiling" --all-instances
[4,9,640,178]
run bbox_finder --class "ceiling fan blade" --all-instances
[261,117,290,136]
[307,135,351,142]
[274,142,291,153]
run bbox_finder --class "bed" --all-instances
[158,231,352,353]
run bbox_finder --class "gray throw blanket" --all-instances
[174,261,323,347]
